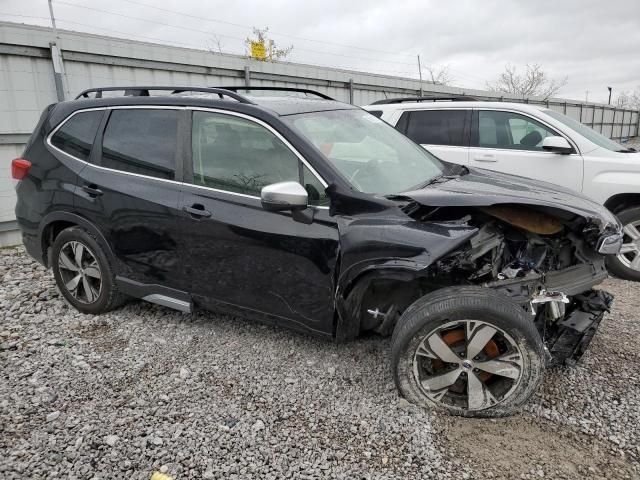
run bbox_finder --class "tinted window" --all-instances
[192,111,301,197]
[475,111,558,151]
[50,111,103,161]
[368,110,383,118]
[102,109,178,179]
[404,110,466,146]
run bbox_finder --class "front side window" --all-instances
[192,111,309,197]
[101,109,179,179]
[475,110,558,151]
[283,109,443,195]
[403,110,467,146]
[50,110,104,161]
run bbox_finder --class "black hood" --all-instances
[400,167,619,230]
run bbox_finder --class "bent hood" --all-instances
[400,167,619,229]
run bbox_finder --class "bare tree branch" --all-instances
[615,87,640,109]
[424,65,453,86]
[486,63,567,100]
[206,33,224,54]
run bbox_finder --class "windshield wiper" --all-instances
[616,148,637,153]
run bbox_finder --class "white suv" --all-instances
[364,98,640,281]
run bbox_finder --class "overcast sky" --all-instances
[1,0,639,103]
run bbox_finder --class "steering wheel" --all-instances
[349,159,380,190]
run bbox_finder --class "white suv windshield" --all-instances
[543,109,626,152]
[284,109,443,195]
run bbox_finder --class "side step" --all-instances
[116,276,192,313]
[142,294,191,313]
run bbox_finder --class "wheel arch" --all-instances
[39,212,116,269]
[335,262,432,342]
[603,193,640,214]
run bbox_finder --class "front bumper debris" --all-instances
[597,231,623,254]
[547,290,613,365]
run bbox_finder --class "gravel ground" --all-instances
[1,246,638,479]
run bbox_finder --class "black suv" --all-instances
[13,86,623,417]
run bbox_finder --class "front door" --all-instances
[469,109,584,193]
[180,109,338,335]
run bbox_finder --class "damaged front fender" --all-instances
[333,213,478,341]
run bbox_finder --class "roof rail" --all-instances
[218,86,335,100]
[370,95,478,105]
[74,86,255,104]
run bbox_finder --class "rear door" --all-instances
[73,107,187,290]
[396,109,470,166]
[179,109,338,335]
[469,109,583,192]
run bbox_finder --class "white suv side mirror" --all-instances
[542,136,573,154]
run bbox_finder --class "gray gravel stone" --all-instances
[0,247,638,479]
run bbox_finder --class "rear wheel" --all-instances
[51,226,125,314]
[391,286,544,417]
[606,206,640,281]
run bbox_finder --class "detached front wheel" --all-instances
[391,287,544,417]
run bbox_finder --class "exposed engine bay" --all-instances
[358,203,614,365]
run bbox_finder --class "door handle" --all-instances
[82,184,103,196]
[183,204,212,218]
[473,154,497,162]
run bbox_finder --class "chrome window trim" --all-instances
[472,107,581,155]
[45,105,330,209]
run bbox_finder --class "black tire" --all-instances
[606,206,640,281]
[51,226,126,314]
[391,286,545,418]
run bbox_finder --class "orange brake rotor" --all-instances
[432,328,499,382]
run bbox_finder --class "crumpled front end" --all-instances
[401,203,615,365]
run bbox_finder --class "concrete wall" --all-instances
[1,20,639,245]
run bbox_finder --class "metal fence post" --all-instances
[49,43,66,101]
[244,66,250,87]
[349,78,354,104]
[579,103,583,123]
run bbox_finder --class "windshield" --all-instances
[283,109,444,195]
[543,109,626,152]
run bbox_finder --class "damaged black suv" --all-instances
[14,86,623,417]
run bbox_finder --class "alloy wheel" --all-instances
[617,221,640,271]
[57,241,103,304]
[412,320,524,412]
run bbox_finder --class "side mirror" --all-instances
[261,181,308,211]
[542,136,573,154]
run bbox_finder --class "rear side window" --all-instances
[404,110,467,146]
[50,111,103,161]
[101,109,179,179]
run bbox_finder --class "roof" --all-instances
[246,96,357,116]
[364,100,549,115]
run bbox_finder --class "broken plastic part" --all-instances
[531,290,570,304]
